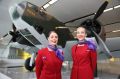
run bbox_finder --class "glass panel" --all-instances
[25,35,41,45]
[19,29,31,35]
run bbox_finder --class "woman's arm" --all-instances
[35,50,43,79]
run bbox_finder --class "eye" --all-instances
[77,32,80,34]
[50,36,54,38]
[55,36,58,38]
[81,31,85,34]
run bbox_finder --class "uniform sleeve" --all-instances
[90,50,97,73]
[35,50,43,79]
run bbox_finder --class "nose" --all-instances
[53,37,57,40]
[9,3,25,20]
[77,32,82,35]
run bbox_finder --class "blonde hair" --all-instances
[77,26,87,33]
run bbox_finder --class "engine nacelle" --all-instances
[81,19,106,42]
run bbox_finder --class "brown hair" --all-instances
[47,31,58,37]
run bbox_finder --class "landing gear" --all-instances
[24,57,35,71]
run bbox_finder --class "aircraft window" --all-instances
[18,2,26,9]
[25,35,41,45]
[12,7,20,20]
[27,2,39,12]
[19,29,31,35]
[12,2,28,20]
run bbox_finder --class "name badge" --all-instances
[42,56,47,60]
[86,50,90,52]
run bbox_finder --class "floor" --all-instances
[0,65,119,79]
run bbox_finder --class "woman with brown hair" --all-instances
[35,31,64,79]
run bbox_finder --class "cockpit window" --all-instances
[12,7,20,19]
[12,2,27,20]
[18,1,27,9]
[27,2,39,13]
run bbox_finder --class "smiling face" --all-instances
[48,31,58,46]
[76,27,87,41]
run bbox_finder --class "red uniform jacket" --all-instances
[70,44,97,79]
[35,48,63,79]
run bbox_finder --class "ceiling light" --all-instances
[49,0,58,4]
[114,5,120,9]
[56,27,68,29]
[102,4,120,13]
[104,8,113,12]
[43,4,50,9]
[0,38,3,40]
[112,30,120,33]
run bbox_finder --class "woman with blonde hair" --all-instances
[70,26,97,79]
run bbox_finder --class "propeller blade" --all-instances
[0,24,18,42]
[12,24,16,32]
[92,30,112,58]
[93,1,108,21]
[0,33,9,40]
[9,31,19,42]
[3,33,8,37]
[9,31,14,36]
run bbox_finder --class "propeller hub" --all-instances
[81,19,101,37]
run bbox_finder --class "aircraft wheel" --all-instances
[24,57,35,71]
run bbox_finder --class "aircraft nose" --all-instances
[9,3,24,20]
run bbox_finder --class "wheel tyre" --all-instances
[24,57,35,71]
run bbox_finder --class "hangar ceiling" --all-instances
[0,0,120,44]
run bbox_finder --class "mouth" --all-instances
[51,40,57,44]
[78,35,84,38]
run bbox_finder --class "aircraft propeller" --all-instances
[81,1,112,58]
[0,24,19,42]
[93,1,108,21]
[9,24,19,42]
